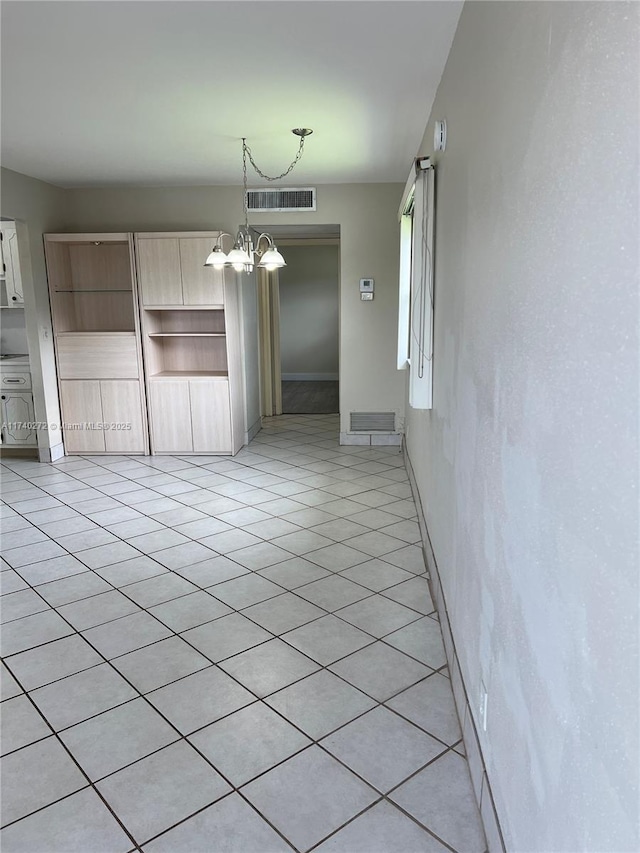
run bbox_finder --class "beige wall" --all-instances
[279,245,339,379]
[1,168,69,458]
[406,3,639,850]
[65,182,405,434]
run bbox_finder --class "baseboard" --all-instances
[403,439,507,853]
[281,373,339,382]
[245,417,262,445]
[37,442,64,463]
[339,432,402,446]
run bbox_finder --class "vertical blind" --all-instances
[397,163,435,410]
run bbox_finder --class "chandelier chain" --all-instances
[242,139,249,231]
[242,136,307,183]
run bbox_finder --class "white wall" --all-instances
[1,168,69,458]
[279,245,339,380]
[406,3,639,851]
[65,183,404,433]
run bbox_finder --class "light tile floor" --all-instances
[0,414,486,852]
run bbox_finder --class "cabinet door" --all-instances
[100,381,146,453]
[190,379,232,453]
[136,238,183,305]
[57,334,139,379]
[59,380,105,452]
[179,238,224,305]
[2,226,24,305]
[1,393,36,445]
[149,381,192,452]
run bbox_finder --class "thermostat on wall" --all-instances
[360,278,374,301]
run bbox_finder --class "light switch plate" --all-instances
[361,292,374,301]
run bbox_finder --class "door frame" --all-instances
[256,229,340,419]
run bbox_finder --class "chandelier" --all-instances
[204,128,313,273]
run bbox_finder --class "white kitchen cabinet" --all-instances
[1,391,36,445]
[1,223,24,306]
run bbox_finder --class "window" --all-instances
[397,162,434,409]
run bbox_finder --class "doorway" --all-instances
[258,227,340,417]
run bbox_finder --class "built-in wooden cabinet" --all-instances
[59,379,146,454]
[45,231,245,457]
[45,234,149,454]
[136,232,243,455]
[136,234,225,306]
[149,378,232,453]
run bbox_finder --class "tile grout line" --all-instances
[2,567,459,848]
[2,419,458,850]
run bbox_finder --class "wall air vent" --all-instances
[246,188,316,212]
[350,412,396,432]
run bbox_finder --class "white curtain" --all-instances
[257,268,282,417]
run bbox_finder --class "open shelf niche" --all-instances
[143,309,228,378]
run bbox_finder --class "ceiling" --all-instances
[1,1,462,188]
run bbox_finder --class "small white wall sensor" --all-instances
[359,279,374,301]
[434,120,447,152]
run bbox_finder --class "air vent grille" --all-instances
[350,412,396,432]
[246,188,316,212]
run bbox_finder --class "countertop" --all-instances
[0,354,30,367]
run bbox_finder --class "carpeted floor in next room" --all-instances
[281,381,339,414]
[0,413,486,852]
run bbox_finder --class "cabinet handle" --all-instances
[11,296,17,301]
[4,379,23,384]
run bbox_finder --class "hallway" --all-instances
[1,415,485,852]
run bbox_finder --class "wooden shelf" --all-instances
[149,370,229,379]
[148,333,226,338]
[54,288,132,293]
[144,304,224,311]
[58,331,136,337]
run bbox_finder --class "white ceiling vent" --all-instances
[350,412,396,432]
[246,188,316,212]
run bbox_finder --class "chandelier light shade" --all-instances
[259,245,287,272]
[204,129,313,274]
